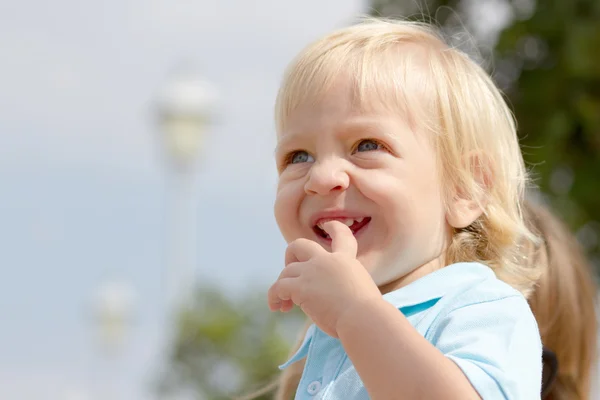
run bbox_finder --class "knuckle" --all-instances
[297,282,310,298]
[292,238,312,248]
[314,253,330,265]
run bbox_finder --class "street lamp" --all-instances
[91,281,137,400]
[155,67,218,312]
[92,281,137,353]
[156,69,218,171]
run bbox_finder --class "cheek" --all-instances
[357,169,445,236]
[404,168,449,249]
[273,181,303,242]
[356,172,414,217]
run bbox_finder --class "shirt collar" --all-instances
[382,262,493,309]
[279,262,493,369]
[279,324,316,370]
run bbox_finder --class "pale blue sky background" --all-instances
[0,1,367,398]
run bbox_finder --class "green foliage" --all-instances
[370,0,600,266]
[156,287,304,400]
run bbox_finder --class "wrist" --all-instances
[335,296,388,337]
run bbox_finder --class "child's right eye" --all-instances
[288,151,314,164]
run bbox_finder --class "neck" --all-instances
[378,255,446,295]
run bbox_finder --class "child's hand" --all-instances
[268,220,381,338]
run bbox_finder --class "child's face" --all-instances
[274,85,451,288]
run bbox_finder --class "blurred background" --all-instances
[0,0,598,399]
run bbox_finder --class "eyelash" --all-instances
[281,138,387,167]
[351,138,386,154]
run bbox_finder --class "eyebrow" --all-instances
[273,116,404,155]
[339,117,404,144]
[274,132,304,156]
[340,118,388,135]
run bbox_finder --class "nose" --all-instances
[304,158,350,196]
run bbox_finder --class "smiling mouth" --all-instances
[313,217,372,240]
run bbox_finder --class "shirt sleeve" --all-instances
[427,295,543,400]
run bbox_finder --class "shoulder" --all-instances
[454,261,525,300]
[434,262,534,322]
[425,263,542,399]
[428,264,540,345]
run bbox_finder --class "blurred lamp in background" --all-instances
[92,281,137,353]
[91,280,137,400]
[156,69,218,170]
[154,67,218,313]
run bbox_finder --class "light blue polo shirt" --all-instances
[280,262,542,400]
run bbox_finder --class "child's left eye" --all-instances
[354,139,383,153]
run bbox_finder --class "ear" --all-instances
[446,153,494,229]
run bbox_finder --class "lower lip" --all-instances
[316,220,370,245]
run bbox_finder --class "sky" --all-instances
[0,0,367,398]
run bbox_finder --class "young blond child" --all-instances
[267,18,544,399]
[269,199,598,400]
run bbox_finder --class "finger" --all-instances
[278,262,304,280]
[273,262,305,312]
[270,298,294,312]
[322,220,357,257]
[280,299,294,312]
[267,277,298,311]
[276,262,304,312]
[285,238,323,266]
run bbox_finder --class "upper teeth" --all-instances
[318,217,364,230]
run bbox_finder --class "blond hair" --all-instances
[524,200,598,400]
[262,17,550,400]
[276,17,540,295]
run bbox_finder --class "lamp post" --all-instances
[155,68,217,313]
[91,281,137,400]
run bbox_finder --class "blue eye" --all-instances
[290,151,314,164]
[356,139,382,152]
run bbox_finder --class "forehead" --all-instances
[275,97,418,157]
[276,80,418,146]
[275,40,435,136]
[278,83,354,136]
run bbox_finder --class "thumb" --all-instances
[321,220,357,258]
